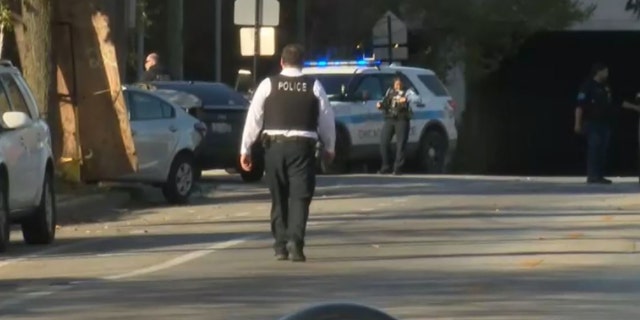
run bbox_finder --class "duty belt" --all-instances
[264,134,316,143]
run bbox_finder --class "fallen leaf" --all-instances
[519,259,544,268]
[602,216,614,222]
[567,233,584,239]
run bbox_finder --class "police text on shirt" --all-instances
[278,80,308,92]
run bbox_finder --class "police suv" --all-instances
[302,60,458,174]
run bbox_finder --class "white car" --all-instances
[114,85,207,204]
[0,60,56,252]
[302,60,458,174]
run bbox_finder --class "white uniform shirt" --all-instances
[240,67,336,156]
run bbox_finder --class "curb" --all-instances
[57,191,131,210]
[55,190,132,225]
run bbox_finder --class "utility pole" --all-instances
[297,0,305,45]
[215,0,222,82]
[253,0,261,85]
[167,0,184,80]
[136,0,145,80]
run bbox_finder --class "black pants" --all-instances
[380,117,410,172]
[585,122,610,181]
[264,137,316,251]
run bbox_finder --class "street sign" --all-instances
[372,11,407,46]
[234,0,280,26]
[240,27,276,56]
[374,46,408,61]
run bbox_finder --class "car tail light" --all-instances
[448,99,457,110]
[194,122,207,137]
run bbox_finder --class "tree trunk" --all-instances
[54,0,137,181]
[11,0,54,118]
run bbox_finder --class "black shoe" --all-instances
[274,248,288,261]
[587,178,612,184]
[378,168,392,175]
[393,170,402,176]
[286,241,306,262]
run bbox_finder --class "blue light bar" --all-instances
[303,60,382,67]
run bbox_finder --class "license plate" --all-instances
[210,122,232,134]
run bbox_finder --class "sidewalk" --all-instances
[55,180,133,225]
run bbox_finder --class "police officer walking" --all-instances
[239,44,336,262]
[574,63,614,184]
[377,77,420,175]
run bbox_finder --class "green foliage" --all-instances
[401,0,596,79]
[138,0,155,28]
[0,0,12,31]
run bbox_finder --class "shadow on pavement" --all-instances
[200,175,640,205]
[1,268,639,319]
[59,174,640,227]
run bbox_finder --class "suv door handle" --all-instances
[169,125,178,132]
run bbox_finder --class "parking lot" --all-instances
[1,172,640,319]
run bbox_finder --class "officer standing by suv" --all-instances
[377,76,419,175]
[239,44,336,262]
[574,63,614,184]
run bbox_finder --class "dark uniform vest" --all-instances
[263,75,319,131]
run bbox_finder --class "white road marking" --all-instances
[101,235,257,280]
[0,238,106,269]
[0,236,258,313]
[0,286,70,310]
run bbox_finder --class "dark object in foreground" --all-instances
[279,303,399,320]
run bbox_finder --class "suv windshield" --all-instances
[417,74,450,97]
[307,74,353,97]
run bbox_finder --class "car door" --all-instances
[9,73,49,205]
[347,74,386,147]
[0,74,35,209]
[126,90,179,180]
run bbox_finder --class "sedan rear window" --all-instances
[417,75,450,97]
[153,83,248,107]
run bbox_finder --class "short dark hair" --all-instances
[590,62,608,77]
[281,44,305,67]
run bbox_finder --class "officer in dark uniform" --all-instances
[140,53,171,82]
[239,44,336,262]
[377,76,419,175]
[574,63,614,184]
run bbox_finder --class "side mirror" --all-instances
[3,111,31,129]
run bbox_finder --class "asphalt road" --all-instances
[1,172,640,319]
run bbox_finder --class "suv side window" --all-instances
[352,76,384,101]
[1,74,32,118]
[129,92,175,121]
[0,82,11,116]
[379,73,417,93]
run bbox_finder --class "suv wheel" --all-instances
[419,130,447,174]
[162,153,195,204]
[22,173,56,245]
[0,175,9,252]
